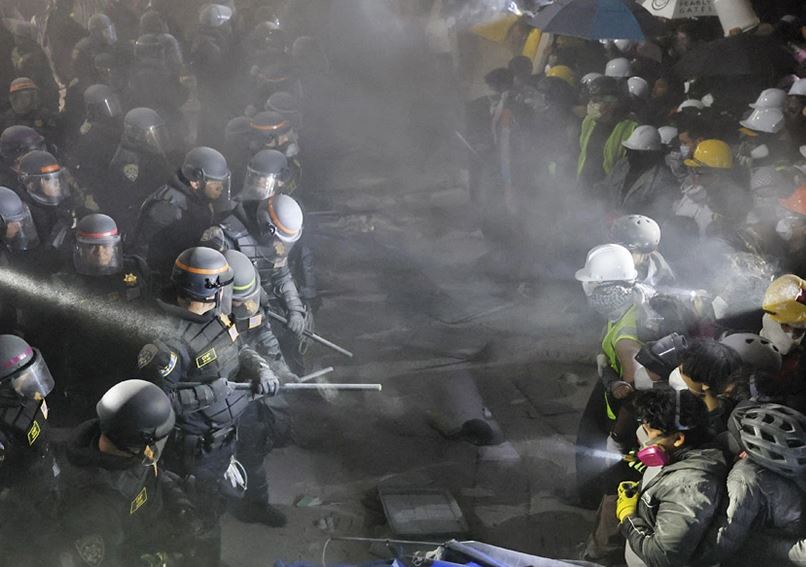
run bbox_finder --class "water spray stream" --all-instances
[0,267,176,340]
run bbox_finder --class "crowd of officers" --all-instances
[463,5,806,567]
[0,1,334,566]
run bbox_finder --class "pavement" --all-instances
[221,142,607,566]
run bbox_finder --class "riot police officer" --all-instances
[9,21,59,113]
[108,107,175,232]
[247,111,302,195]
[137,247,278,565]
[226,250,294,526]
[239,148,289,202]
[71,14,126,84]
[48,214,151,424]
[130,146,230,277]
[0,187,39,331]
[0,335,58,566]
[1,78,61,142]
[16,150,85,274]
[0,125,46,188]
[68,84,123,196]
[56,380,200,567]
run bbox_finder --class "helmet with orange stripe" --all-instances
[18,150,70,207]
[73,214,123,276]
[257,194,302,244]
[171,247,234,315]
[248,111,295,154]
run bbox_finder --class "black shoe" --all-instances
[231,501,287,527]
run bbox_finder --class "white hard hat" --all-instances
[575,244,637,283]
[627,76,649,99]
[749,88,786,110]
[622,125,662,151]
[610,215,661,253]
[789,78,806,97]
[581,72,603,86]
[720,332,782,372]
[614,39,635,53]
[605,57,631,78]
[740,108,785,134]
[658,126,678,146]
[677,99,705,112]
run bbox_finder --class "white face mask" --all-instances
[668,367,688,391]
[679,145,692,159]
[750,144,770,160]
[636,424,651,446]
[761,313,803,355]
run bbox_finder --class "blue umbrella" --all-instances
[526,0,663,41]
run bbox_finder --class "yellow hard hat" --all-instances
[547,65,577,88]
[763,274,806,324]
[684,139,734,169]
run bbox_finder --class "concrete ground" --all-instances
[221,144,606,566]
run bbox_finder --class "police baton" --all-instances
[266,310,354,359]
[229,382,382,392]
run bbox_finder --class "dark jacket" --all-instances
[621,446,728,567]
[599,157,679,220]
[693,458,804,566]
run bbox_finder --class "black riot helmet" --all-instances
[248,111,294,153]
[247,21,287,55]
[0,186,39,251]
[256,193,303,244]
[0,334,55,399]
[18,151,70,207]
[9,77,40,116]
[0,126,45,167]
[97,379,175,466]
[83,84,122,122]
[224,249,262,320]
[181,146,231,202]
[171,247,234,314]
[140,9,168,35]
[88,13,118,46]
[121,107,172,155]
[239,149,287,201]
[265,91,300,128]
[73,214,123,276]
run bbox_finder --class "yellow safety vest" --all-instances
[577,117,637,178]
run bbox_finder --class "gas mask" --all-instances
[761,314,805,355]
[636,432,671,467]
[668,367,688,391]
[750,144,770,160]
[585,283,634,319]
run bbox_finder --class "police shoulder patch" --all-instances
[123,163,139,182]
[130,486,147,514]
[75,534,105,566]
[27,420,40,445]
[137,344,158,369]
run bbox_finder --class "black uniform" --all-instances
[47,256,152,424]
[70,119,123,197]
[55,419,196,567]
[0,391,58,566]
[138,300,267,564]
[130,173,215,277]
[201,207,307,371]
[107,145,174,233]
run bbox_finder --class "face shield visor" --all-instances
[202,174,231,203]
[2,204,39,251]
[88,95,122,121]
[127,122,173,156]
[74,230,123,276]
[7,347,55,399]
[100,25,118,45]
[10,89,39,115]
[23,167,70,206]
[240,167,278,201]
